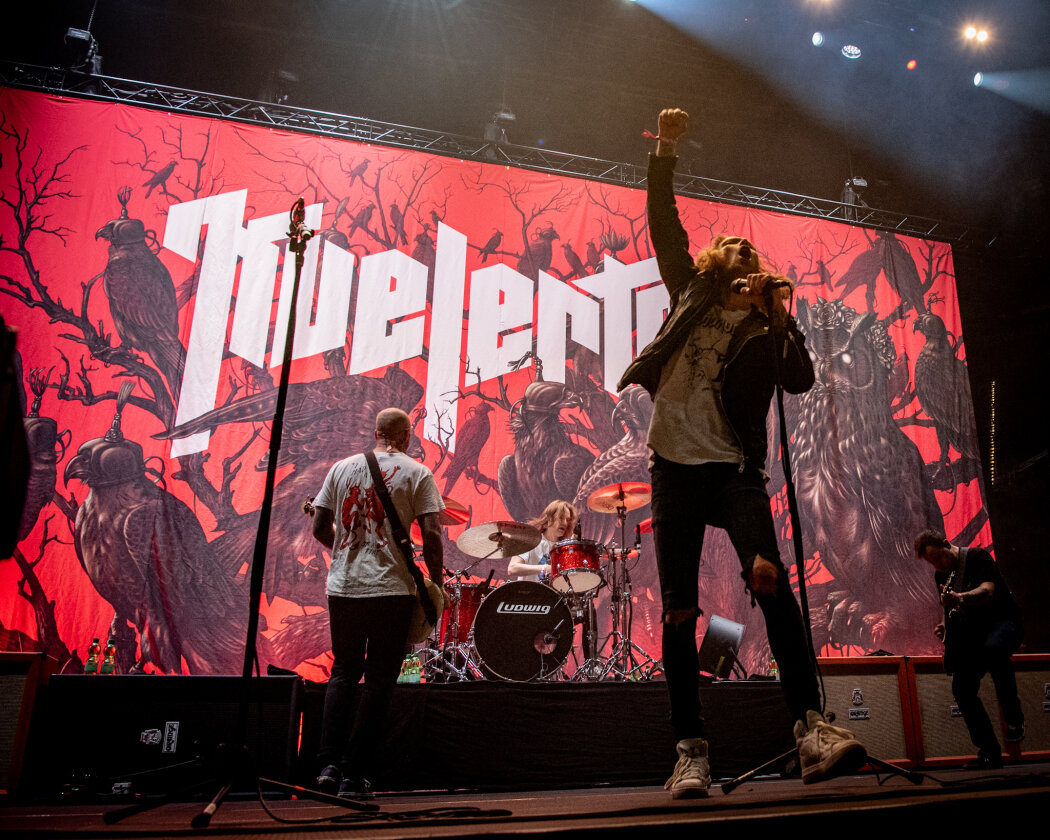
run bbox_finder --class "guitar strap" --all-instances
[364,450,437,626]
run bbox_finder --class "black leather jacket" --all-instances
[617,154,815,469]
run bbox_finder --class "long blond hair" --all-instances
[529,500,578,537]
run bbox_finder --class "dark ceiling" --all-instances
[7,0,1049,236]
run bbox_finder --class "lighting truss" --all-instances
[1,62,988,245]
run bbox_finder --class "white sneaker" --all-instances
[794,710,867,784]
[664,738,711,799]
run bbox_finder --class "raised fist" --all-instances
[658,108,689,143]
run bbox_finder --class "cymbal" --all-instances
[409,497,471,545]
[439,496,470,527]
[587,481,652,514]
[456,520,542,558]
[637,516,653,535]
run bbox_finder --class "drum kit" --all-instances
[421,481,661,683]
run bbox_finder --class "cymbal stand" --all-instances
[566,584,604,681]
[595,505,659,681]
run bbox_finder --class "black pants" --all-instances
[950,618,1024,759]
[651,456,820,742]
[318,594,414,779]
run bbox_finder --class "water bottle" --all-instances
[100,638,117,674]
[84,637,101,674]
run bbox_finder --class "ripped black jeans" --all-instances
[651,456,820,742]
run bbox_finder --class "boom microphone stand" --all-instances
[107,199,377,827]
[721,286,920,793]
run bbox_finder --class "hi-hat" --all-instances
[456,520,541,558]
[587,481,652,514]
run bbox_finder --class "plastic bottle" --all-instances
[84,637,101,674]
[100,638,117,674]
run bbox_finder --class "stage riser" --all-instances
[21,675,301,797]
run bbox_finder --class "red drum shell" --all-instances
[549,538,603,593]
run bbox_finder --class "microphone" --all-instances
[730,277,792,295]
[288,197,314,243]
[573,520,583,540]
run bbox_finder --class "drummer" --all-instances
[507,500,579,583]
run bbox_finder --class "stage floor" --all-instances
[4,762,1049,838]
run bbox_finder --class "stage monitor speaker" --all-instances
[815,657,915,765]
[0,653,54,796]
[907,656,1000,766]
[1009,654,1050,760]
[22,674,301,797]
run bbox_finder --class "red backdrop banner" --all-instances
[1,88,989,679]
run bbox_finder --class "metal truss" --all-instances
[2,62,984,245]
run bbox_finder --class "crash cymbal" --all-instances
[456,520,542,558]
[439,496,470,527]
[587,481,652,514]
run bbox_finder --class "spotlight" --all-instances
[64,25,101,74]
[965,26,977,39]
[906,59,917,70]
[977,29,989,42]
[812,32,824,47]
[841,44,862,60]
[974,72,984,86]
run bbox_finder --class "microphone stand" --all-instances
[106,199,378,827]
[721,287,921,793]
[189,200,375,824]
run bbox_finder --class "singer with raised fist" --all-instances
[617,108,864,798]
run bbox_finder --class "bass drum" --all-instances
[471,581,573,682]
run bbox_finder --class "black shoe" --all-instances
[1005,722,1026,744]
[338,776,374,800]
[316,764,341,794]
[963,754,1003,771]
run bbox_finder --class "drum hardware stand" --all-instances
[596,512,659,681]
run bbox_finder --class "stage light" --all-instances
[977,29,989,42]
[841,44,861,60]
[974,72,984,86]
[965,26,977,39]
[812,32,824,47]
[907,59,917,70]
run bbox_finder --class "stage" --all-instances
[2,764,1050,838]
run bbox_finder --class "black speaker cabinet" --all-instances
[814,657,915,766]
[0,653,54,796]
[22,675,301,797]
[908,655,1002,766]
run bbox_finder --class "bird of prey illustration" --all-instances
[96,189,185,399]
[442,402,495,495]
[65,386,260,674]
[585,241,602,272]
[155,366,425,606]
[19,368,70,542]
[791,297,942,654]
[142,161,176,198]
[561,242,587,280]
[572,385,654,545]
[516,225,560,281]
[347,203,375,238]
[497,380,593,522]
[478,229,502,263]
[389,202,408,246]
[913,312,980,469]
[347,159,369,186]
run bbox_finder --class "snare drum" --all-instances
[471,581,572,681]
[440,582,488,645]
[549,538,604,593]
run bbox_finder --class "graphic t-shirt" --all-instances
[314,450,444,598]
